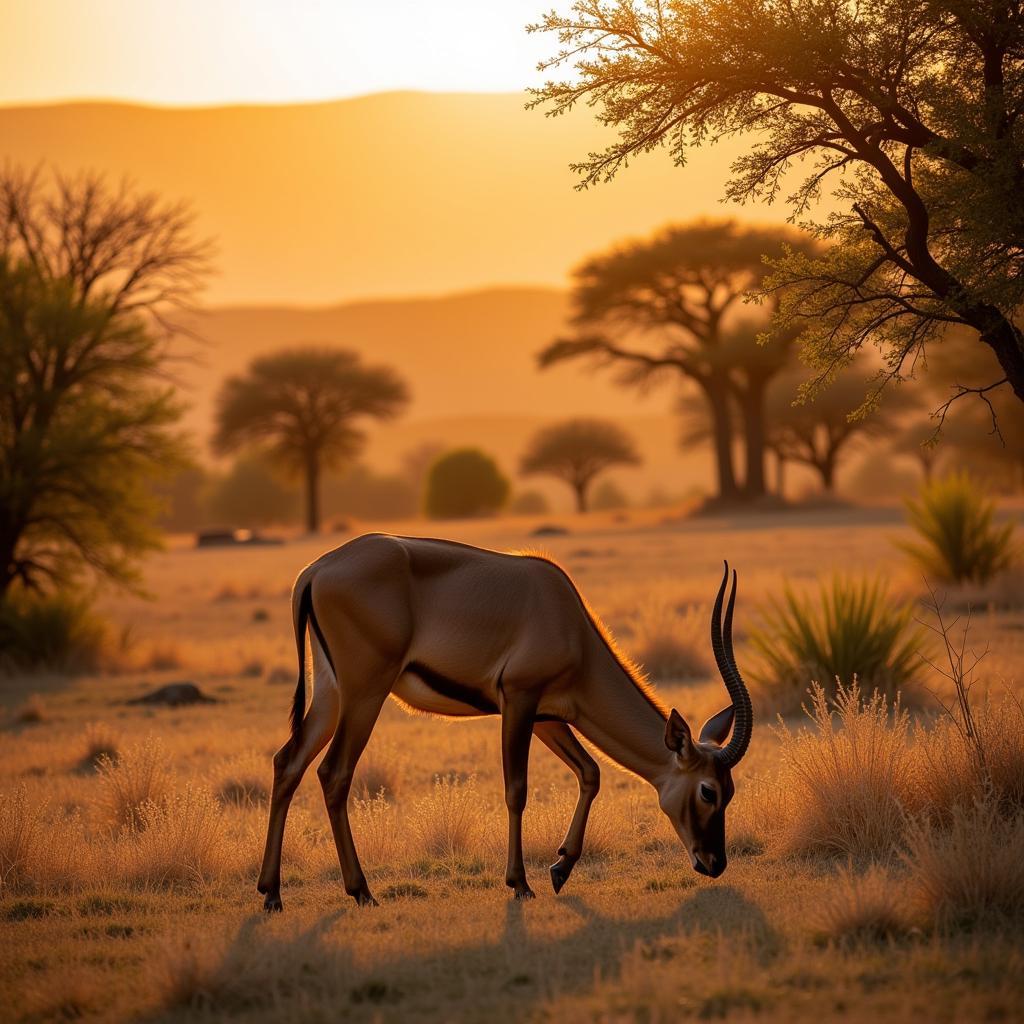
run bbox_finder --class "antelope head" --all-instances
[656,562,752,878]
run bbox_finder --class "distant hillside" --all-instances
[0,92,779,305]
[178,287,702,502]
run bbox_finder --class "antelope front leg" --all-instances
[501,692,540,900]
[533,721,600,894]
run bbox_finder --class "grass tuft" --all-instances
[814,862,911,945]
[750,575,924,706]
[905,801,1024,929]
[97,738,174,828]
[625,595,710,682]
[900,472,1017,585]
[770,681,914,860]
[0,591,108,674]
[407,774,487,863]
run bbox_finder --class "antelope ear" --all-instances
[665,708,692,754]
[699,705,735,746]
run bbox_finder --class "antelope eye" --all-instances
[699,783,716,805]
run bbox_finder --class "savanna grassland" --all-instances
[2,504,1024,1023]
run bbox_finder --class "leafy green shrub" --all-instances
[750,575,923,703]
[900,472,1016,584]
[423,448,509,519]
[0,591,107,674]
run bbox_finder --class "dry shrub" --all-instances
[770,681,914,859]
[814,862,911,945]
[916,692,1024,818]
[13,694,46,725]
[118,785,233,887]
[351,792,404,867]
[352,738,408,801]
[625,595,710,682]
[0,591,108,674]
[214,752,270,808]
[80,721,121,771]
[905,801,1024,929]
[97,737,174,827]
[407,773,487,862]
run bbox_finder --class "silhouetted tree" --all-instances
[766,365,897,492]
[213,348,408,533]
[531,1,1024,410]
[424,449,509,519]
[520,418,640,512]
[0,168,208,599]
[892,422,945,484]
[539,222,809,501]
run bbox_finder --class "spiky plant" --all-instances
[750,575,924,703]
[900,472,1016,584]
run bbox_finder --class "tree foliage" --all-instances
[424,449,509,519]
[213,347,408,533]
[530,0,1024,413]
[519,418,640,511]
[0,168,208,598]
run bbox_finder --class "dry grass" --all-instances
[2,512,1023,1022]
[769,681,915,860]
[813,862,911,945]
[905,802,1024,929]
[12,694,46,725]
[352,737,407,801]
[407,774,488,864]
[79,721,121,771]
[623,593,710,682]
[117,785,234,888]
[214,751,270,807]
[96,738,175,828]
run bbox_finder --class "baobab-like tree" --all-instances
[539,221,810,502]
[530,0,1024,415]
[520,418,640,512]
[213,347,408,533]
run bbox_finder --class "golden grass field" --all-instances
[2,504,1024,1023]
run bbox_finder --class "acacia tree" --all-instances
[530,0,1024,415]
[539,222,808,501]
[520,418,640,511]
[213,348,408,533]
[0,168,208,599]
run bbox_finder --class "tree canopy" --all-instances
[530,0,1024,413]
[520,418,640,511]
[424,449,509,519]
[0,168,208,598]
[213,347,408,533]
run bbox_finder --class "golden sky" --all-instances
[1,0,552,106]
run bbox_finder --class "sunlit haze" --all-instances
[0,0,551,106]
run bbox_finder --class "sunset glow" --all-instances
[0,0,551,106]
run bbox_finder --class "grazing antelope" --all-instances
[257,534,751,910]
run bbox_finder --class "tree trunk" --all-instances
[736,379,768,499]
[976,313,1024,404]
[304,454,321,533]
[819,454,836,491]
[699,376,739,501]
[573,479,588,513]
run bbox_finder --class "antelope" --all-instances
[257,534,752,910]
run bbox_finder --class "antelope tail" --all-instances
[289,580,314,742]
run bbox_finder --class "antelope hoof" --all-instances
[263,892,283,913]
[352,888,379,908]
[513,885,536,900]
[549,857,574,895]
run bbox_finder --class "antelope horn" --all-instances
[716,563,753,768]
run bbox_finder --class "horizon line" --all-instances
[0,87,535,113]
